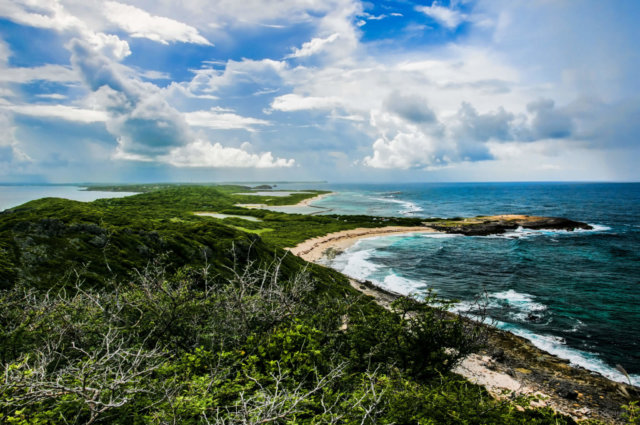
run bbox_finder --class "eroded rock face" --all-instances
[428,215,593,236]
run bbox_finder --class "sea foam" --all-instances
[486,224,612,239]
[382,272,426,295]
[489,289,548,322]
[339,248,380,281]
[503,324,640,386]
[372,195,424,216]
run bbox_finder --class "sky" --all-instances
[0,0,638,183]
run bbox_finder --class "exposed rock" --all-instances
[557,385,580,400]
[428,215,593,236]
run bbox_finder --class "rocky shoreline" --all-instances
[348,279,638,424]
[427,214,593,236]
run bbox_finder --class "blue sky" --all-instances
[0,0,638,183]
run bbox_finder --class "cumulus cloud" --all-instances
[452,102,515,142]
[286,33,340,58]
[103,1,211,45]
[162,140,295,168]
[416,2,467,29]
[68,38,292,168]
[69,38,192,157]
[363,132,448,169]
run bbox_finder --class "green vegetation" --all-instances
[0,186,588,423]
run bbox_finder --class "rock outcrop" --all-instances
[427,214,593,236]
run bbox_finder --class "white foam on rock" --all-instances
[504,325,640,386]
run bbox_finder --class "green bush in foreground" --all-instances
[0,258,577,424]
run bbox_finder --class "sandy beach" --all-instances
[288,225,438,262]
[289,226,637,423]
[294,191,335,207]
[235,191,336,211]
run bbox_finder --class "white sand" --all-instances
[288,226,438,262]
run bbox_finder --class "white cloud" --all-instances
[36,93,68,100]
[362,132,446,169]
[103,1,211,45]
[130,0,355,32]
[0,64,78,84]
[162,140,295,168]
[271,94,343,112]
[70,38,192,156]
[67,38,286,169]
[0,111,32,174]
[416,2,466,29]
[0,0,83,31]
[184,108,270,130]
[0,0,131,60]
[4,104,108,123]
[187,58,287,96]
[286,33,340,58]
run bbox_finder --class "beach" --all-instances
[288,225,437,262]
[294,191,335,207]
[235,191,335,211]
[289,226,639,424]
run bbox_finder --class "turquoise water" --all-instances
[309,183,640,385]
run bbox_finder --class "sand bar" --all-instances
[294,191,334,207]
[289,225,437,262]
[236,192,336,213]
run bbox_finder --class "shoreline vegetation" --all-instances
[1,184,637,423]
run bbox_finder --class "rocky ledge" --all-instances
[427,214,593,236]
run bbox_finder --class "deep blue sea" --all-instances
[300,182,640,385]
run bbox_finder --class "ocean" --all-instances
[306,182,640,386]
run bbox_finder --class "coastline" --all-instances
[235,191,336,212]
[290,226,638,424]
[294,191,335,207]
[288,225,437,262]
